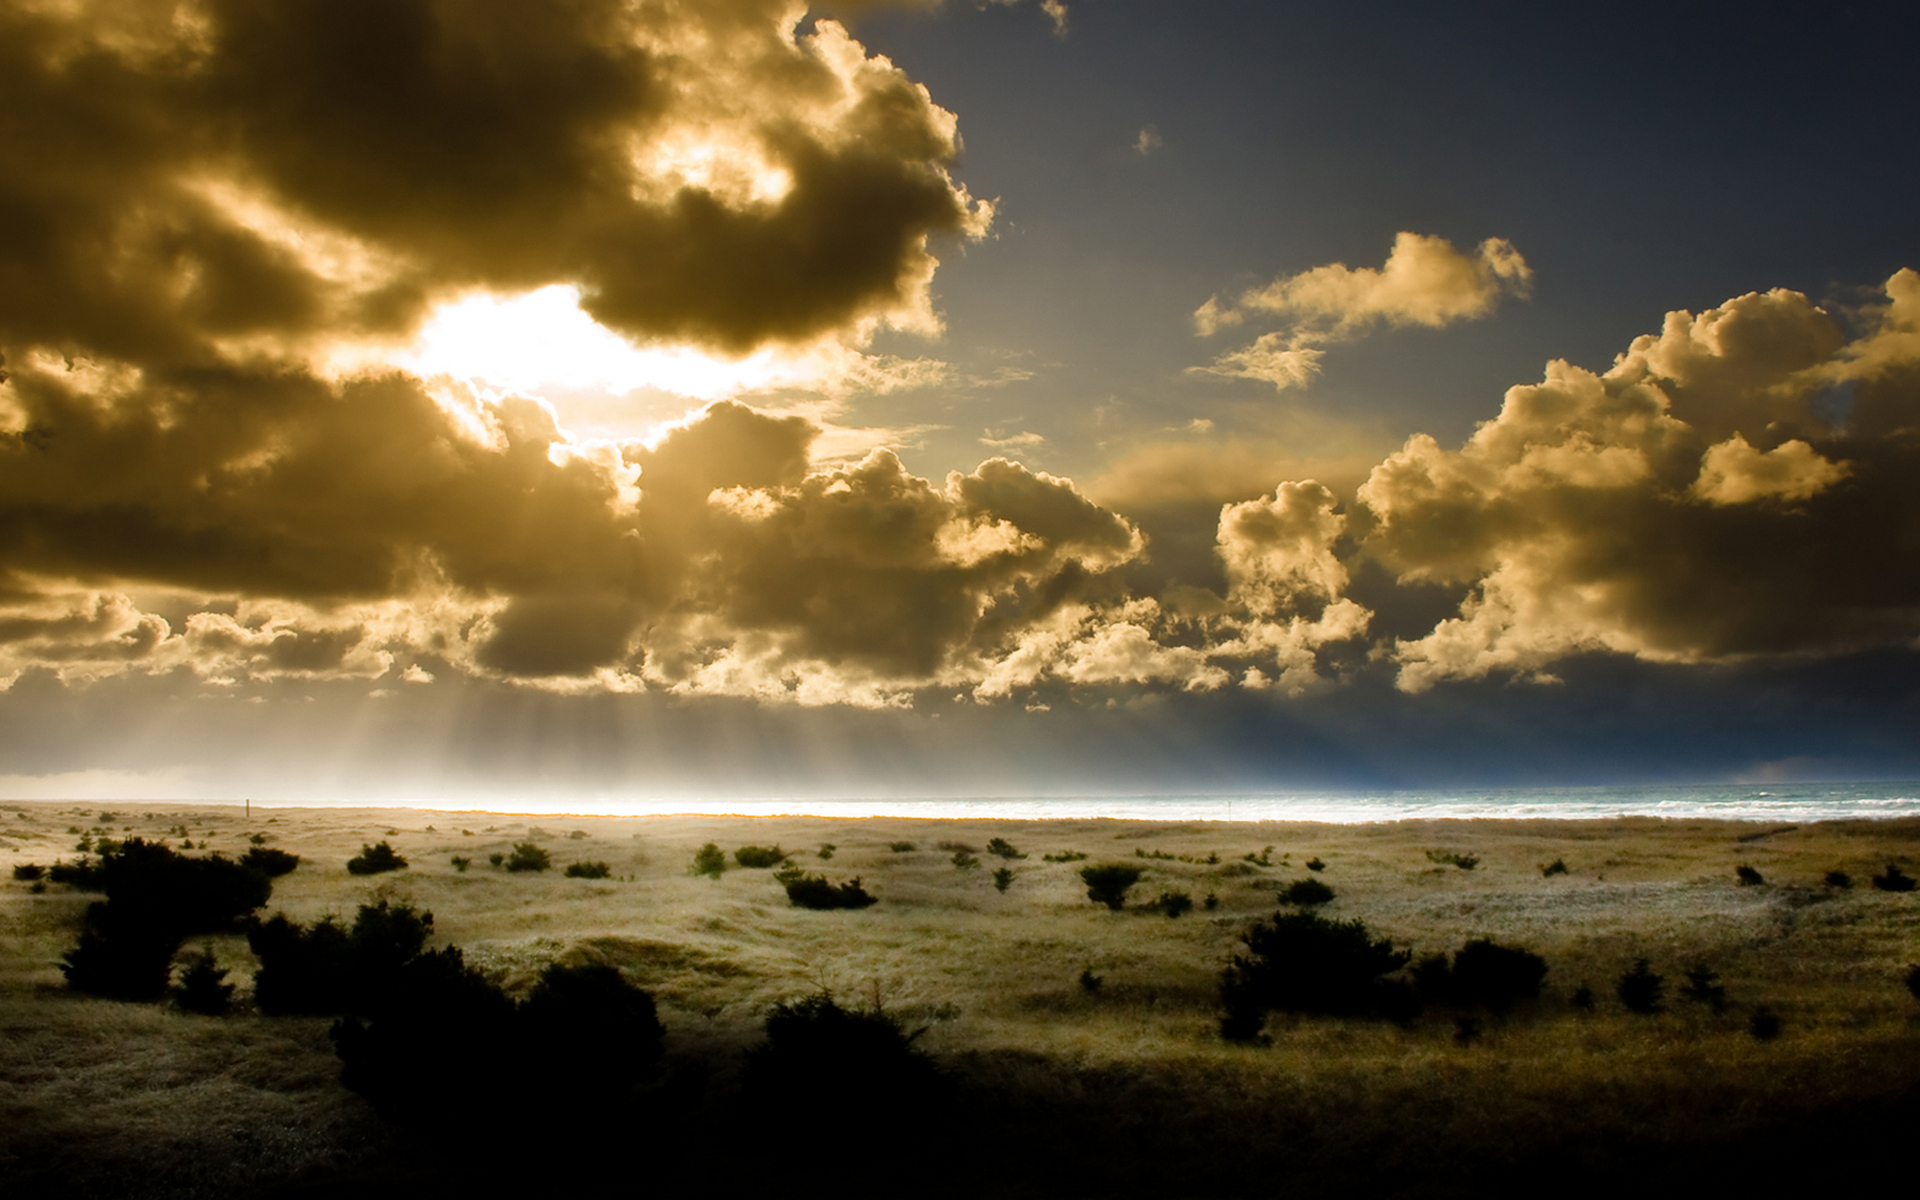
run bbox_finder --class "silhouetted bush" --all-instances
[987,838,1026,860]
[734,845,788,868]
[1449,939,1548,1012]
[1043,850,1087,862]
[1081,864,1143,910]
[889,841,916,852]
[952,850,980,870]
[1617,959,1665,1014]
[1156,891,1194,918]
[1904,964,1920,1003]
[506,842,551,872]
[1219,910,1414,1039]
[1079,969,1103,993]
[1682,965,1728,1013]
[12,863,43,881]
[1280,877,1334,906]
[565,860,611,878]
[1305,857,1325,872]
[1453,1015,1483,1046]
[744,993,943,1140]
[173,945,234,1016]
[781,873,877,910]
[60,904,180,1000]
[239,846,301,877]
[1825,870,1853,888]
[1872,863,1916,892]
[1542,859,1569,877]
[1570,984,1596,1011]
[691,843,726,877]
[347,841,407,875]
[519,962,665,1110]
[1735,865,1764,886]
[1426,850,1478,870]
[48,858,104,888]
[250,900,433,1015]
[331,945,519,1125]
[817,843,836,860]
[488,852,505,868]
[1204,892,1219,910]
[1749,1006,1782,1041]
[992,867,1014,893]
[450,856,471,872]
[1244,846,1275,867]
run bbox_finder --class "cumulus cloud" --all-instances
[1194,233,1530,390]
[1361,273,1920,691]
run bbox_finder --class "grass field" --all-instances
[4,802,1919,1197]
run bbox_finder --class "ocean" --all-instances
[402,781,1920,823]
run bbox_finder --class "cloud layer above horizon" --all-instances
[5,1,1920,712]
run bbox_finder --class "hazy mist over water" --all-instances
[199,781,1920,823]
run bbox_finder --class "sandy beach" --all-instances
[4,800,1920,1196]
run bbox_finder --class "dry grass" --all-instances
[3,802,1920,1194]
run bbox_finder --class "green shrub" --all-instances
[1156,891,1194,918]
[1080,864,1143,910]
[240,846,301,877]
[1243,846,1274,867]
[12,863,43,881]
[817,843,836,860]
[1872,863,1916,892]
[888,841,916,853]
[173,945,235,1016]
[450,856,471,872]
[781,873,878,910]
[1542,859,1569,877]
[488,852,505,868]
[1219,910,1414,1039]
[1280,877,1334,906]
[986,838,1026,860]
[1617,959,1665,1014]
[992,867,1014,893]
[565,860,611,879]
[735,845,788,868]
[506,842,551,872]
[347,841,407,875]
[1042,850,1087,862]
[1735,865,1764,886]
[951,850,979,870]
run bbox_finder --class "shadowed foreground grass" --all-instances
[3,802,1918,1197]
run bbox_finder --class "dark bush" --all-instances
[1749,1006,1782,1041]
[1412,953,1453,1005]
[1872,863,1916,892]
[951,850,979,870]
[1080,864,1144,910]
[744,992,944,1140]
[1304,857,1325,872]
[691,843,726,877]
[506,842,551,872]
[888,841,916,852]
[1453,1015,1483,1046]
[1426,850,1478,870]
[1219,910,1413,1038]
[1617,959,1665,1014]
[1079,969,1103,993]
[1825,870,1853,888]
[347,841,407,875]
[239,846,301,877]
[565,860,611,879]
[1204,893,1219,910]
[520,962,665,1109]
[173,945,235,1016]
[1904,963,1920,1003]
[1682,966,1728,1014]
[250,900,434,1016]
[782,872,878,910]
[1449,939,1548,1012]
[1244,846,1275,867]
[734,845,788,868]
[1542,859,1569,877]
[331,945,519,1125]
[1280,877,1334,906]
[992,867,1014,893]
[817,843,836,860]
[1042,850,1087,862]
[986,838,1026,860]
[60,904,181,1000]
[488,852,505,868]
[48,858,104,889]
[450,856,471,872]
[1570,984,1596,1011]
[1735,865,1764,886]
[12,863,43,881]
[1156,891,1194,918]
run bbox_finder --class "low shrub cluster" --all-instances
[239,846,301,877]
[779,870,878,910]
[734,845,788,868]
[1412,939,1548,1014]
[1042,850,1087,862]
[1426,850,1479,870]
[1220,910,1414,1040]
[987,838,1026,860]
[1280,878,1334,906]
[565,860,612,879]
[743,992,947,1155]
[888,841,917,852]
[346,841,407,875]
[506,842,551,872]
[1081,864,1144,910]
[1872,863,1915,892]
[1735,865,1765,886]
[1155,891,1194,918]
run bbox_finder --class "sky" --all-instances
[3,0,1919,804]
